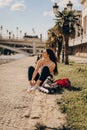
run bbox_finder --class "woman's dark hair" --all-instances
[46,48,58,75]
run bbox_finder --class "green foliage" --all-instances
[55,10,78,36]
[56,62,87,130]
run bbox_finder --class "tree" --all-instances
[50,32,57,52]
[46,28,59,52]
[54,10,79,64]
[57,34,63,62]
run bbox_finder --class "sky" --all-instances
[0,0,82,40]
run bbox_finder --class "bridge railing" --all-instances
[0,36,45,45]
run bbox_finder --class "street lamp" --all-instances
[67,1,73,11]
[53,1,73,15]
[53,3,59,15]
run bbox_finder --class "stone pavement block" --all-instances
[30,90,46,119]
[43,105,66,128]
[25,118,39,130]
[28,88,66,128]
[30,106,42,119]
[41,94,66,128]
[0,126,18,130]
[46,95,57,105]
[23,109,31,118]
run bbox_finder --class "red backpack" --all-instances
[54,78,71,88]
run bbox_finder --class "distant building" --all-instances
[68,0,87,57]
[74,10,82,37]
[81,0,87,34]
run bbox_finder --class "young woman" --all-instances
[28,48,58,91]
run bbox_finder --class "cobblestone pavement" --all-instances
[0,56,66,130]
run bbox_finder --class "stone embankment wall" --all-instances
[69,42,87,57]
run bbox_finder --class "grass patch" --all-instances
[56,62,87,130]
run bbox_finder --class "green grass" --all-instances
[56,62,87,130]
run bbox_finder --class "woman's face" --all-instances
[42,50,49,58]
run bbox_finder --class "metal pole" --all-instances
[33,40,36,55]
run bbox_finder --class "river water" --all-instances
[0,54,28,65]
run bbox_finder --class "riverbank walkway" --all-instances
[0,56,66,130]
[69,55,87,64]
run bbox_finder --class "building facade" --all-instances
[81,0,87,34]
[68,0,87,57]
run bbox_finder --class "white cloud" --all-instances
[51,0,55,3]
[43,11,54,17]
[0,0,12,7]
[11,2,25,11]
[51,0,57,3]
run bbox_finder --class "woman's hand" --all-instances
[30,80,36,86]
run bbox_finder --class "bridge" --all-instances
[0,37,46,55]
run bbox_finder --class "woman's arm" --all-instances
[49,63,55,74]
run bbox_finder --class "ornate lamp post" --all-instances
[67,1,73,11]
[53,3,59,15]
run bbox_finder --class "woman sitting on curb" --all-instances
[27,48,58,91]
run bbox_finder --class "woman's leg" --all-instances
[28,66,39,86]
[36,66,52,86]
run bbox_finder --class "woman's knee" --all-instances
[28,66,35,80]
[28,66,35,72]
